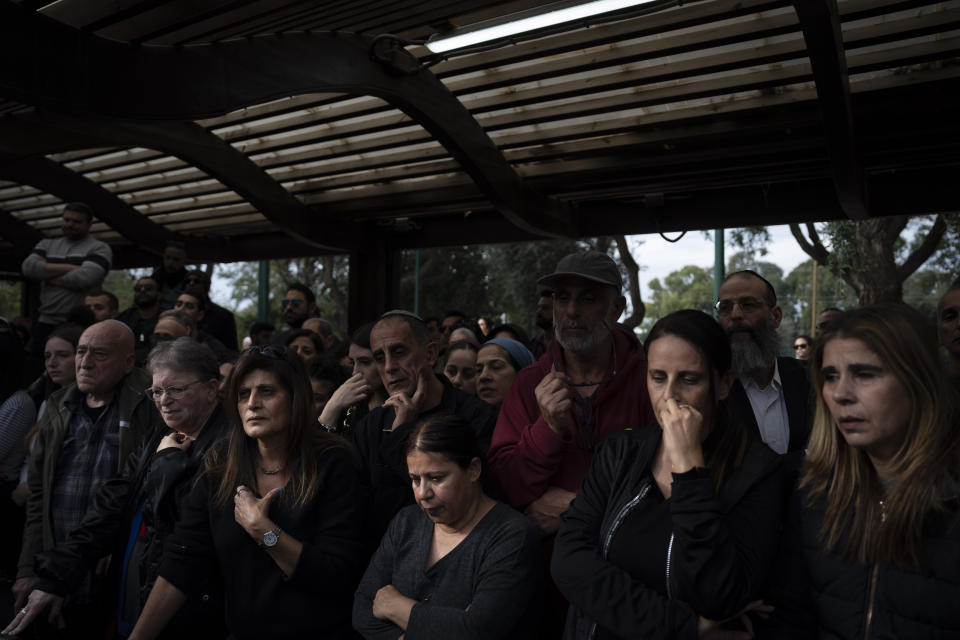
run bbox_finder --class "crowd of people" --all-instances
[1,202,959,639]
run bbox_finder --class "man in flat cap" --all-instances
[488,251,654,535]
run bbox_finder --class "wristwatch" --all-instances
[260,526,281,549]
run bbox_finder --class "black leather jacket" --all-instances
[552,426,784,640]
[33,404,229,635]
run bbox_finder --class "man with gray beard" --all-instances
[488,251,654,534]
[716,270,811,454]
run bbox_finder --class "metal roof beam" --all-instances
[0,153,189,256]
[0,110,357,250]
[793,0,869,220]
[0,4,574,237]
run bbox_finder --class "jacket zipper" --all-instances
[665,532,676,599]
[587,479,653,640]
[863,500,887,639]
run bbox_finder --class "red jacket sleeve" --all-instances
[486,366,572,508]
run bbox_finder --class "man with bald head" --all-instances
[13,320,163,632]
[350,310,496,548]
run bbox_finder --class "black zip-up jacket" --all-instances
[33,404,228,636]
[552,426,784,640]
[793,485,960,639]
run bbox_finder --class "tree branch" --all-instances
[897,214,947,281]
[615,235,644,329]
[882,215,909,245]
[789,223,829,264]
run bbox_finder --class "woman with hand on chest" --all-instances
[128,345,364,640]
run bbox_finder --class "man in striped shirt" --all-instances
[21,203,112,353]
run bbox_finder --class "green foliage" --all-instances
[0,279,21,319]
[102,269,138,311]
[781,260,857,333]
[641,265,714,334]
[481,239,584,332]
[397,239,583,335]
[727,226,772,264]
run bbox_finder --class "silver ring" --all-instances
[20,607,28,615]
[677,403,690,409]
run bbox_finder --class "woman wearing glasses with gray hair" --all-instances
[129,344,364,640]
[4,337,228,638]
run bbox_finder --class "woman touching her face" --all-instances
[552,310,786,639]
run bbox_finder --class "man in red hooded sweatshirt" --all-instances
[488,251,654,534]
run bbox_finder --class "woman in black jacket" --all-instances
[4,337,228,638]
[552,310,783,639]
[128,344,364,640]
[795,304,960,638]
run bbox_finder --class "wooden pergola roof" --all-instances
[0,0,957,278]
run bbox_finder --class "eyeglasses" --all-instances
[281,299,303,309]
[715,297,765,315]
[145,380,203,401]
[794,343,809,350]
[241,344,287,359]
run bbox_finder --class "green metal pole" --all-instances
[713,229,725,315]
[257,260,269,321]
[413,249,421,315]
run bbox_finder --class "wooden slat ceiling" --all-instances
[0,0,958,270]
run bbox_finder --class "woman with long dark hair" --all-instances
[796,304,960,637]
[552,309,784,638]
[128,345,364,640]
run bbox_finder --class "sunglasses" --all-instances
[281,299,303,309]
[185,276,206,284]
[794,343,809,350]
[241,344,287,359]
[134,284,156,292]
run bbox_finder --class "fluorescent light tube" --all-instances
[425,0,658,53]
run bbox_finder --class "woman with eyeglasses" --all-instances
[3,338,228,638]
[552,310,785,639]
[127,345,364,640]
[783,304,960,638]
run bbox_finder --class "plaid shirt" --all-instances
[50,385,122,555]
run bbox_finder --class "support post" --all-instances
[348,231,399,329]
[713,228,725,315]
[413,250,421,316]
[811,260,819,334]
[257,260,270,322]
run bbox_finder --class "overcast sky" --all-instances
[627,223,812,294]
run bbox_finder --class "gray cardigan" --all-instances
[353,501,542,640]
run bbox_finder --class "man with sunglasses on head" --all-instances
[271,282,317,347]
[11,320,163,635]
[716,270,811,455]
